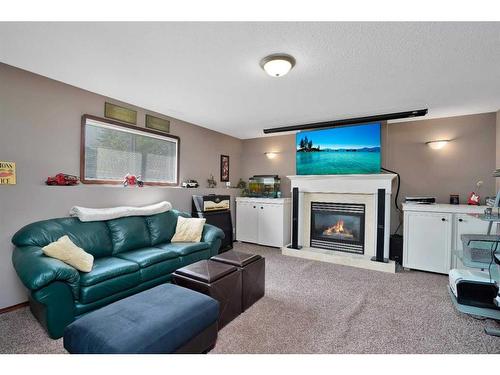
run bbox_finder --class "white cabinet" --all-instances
[404,212,452,274]
[235,201,259,243]
[236,198,291,248]
[403,204,489,274]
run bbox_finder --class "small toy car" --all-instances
[182,179,199,188]
[46,173,79,186]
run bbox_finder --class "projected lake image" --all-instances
[296,123,381,175]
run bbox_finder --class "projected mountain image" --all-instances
[296,123,381,175]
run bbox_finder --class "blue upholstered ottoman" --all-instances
[63,284,219,354]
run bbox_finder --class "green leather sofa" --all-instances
[11,209,224,339]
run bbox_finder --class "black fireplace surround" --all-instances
[310,202,365,254]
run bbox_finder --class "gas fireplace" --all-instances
[310,202,365,254]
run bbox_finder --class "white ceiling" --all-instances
[1,22,499,139]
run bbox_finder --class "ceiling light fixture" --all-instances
[265,152,278,159]
[260,54,296,77]
[426,140,450,150]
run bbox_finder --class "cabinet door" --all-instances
[452,214,490,268]
[236,202,259,243]
[258,203,284,247]
[404,212,452,274]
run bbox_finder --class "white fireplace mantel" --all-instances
[287,173,397,194]
[283,173,397,273]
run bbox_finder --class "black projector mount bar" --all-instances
[262,109,428,134]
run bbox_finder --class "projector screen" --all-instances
[296,122,381,175]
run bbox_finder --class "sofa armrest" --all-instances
[201,224,225,256]
[12,246,80,299]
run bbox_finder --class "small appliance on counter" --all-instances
[192,194,233,252]
[404,196,436,204]
[248,175,281,198]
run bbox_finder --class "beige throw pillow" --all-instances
[171,216,206,243]
[42,235,94,272]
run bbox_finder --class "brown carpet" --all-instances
[1,242,499,354]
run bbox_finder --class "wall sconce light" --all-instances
[426,140,450,150]
[265,152,278,159]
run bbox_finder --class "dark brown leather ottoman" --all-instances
[211,251,265,311]
[172,260,242,329]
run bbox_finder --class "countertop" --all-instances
[402,203,489,214]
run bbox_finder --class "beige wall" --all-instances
[240,134,296,195]
[384,113,496,204]
[241,113,497,232]
[497,110,500,190]
[384,113,496,232]
[0,63,243,309]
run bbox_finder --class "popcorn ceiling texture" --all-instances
[1,22,500,139]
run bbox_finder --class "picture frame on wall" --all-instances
[220,155,229,182]
[104,102,137,125]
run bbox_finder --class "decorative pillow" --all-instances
[171,216,206,243]
[42,235,94,272]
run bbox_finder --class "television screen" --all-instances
[296,122,381,175]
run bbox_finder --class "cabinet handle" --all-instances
[261,206,264,209]
[458,218,463,222]
[253,206,256,208]
[441,218,446,222]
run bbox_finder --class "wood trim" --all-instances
[0,301,28,314]
[80,114,180,186]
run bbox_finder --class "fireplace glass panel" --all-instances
[312,213,362,242]
[310,202,365,254]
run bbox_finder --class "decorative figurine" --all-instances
[207,174,217,188]
[123,174,136,187]
[136,175,144,187]
[467,192,480,205]
[467,180,483,205]
[123,174,143,187]
[236,178,246,189]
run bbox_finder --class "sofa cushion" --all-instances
[107,217,151,254]
[42,235,94,272]
[79,272,141,304]
[139,258,182,282]
[154,241,209,256]
[145,210,182,246]
[12,217,113,258]
[171,216,206,243]
[116,247,179,268]
[64,283,219,353]
[79,257,139,287]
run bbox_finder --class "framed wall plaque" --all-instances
[146,114,170,133]
[220,155,229,182]
[104,102,137,125]
[0,161,16,185]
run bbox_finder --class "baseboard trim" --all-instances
[0,301,29,314]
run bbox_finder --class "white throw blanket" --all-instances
[69,201,172,222]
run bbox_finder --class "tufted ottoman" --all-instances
[172,260,242,329]
[63,283,219,354]
[211,250,265,311]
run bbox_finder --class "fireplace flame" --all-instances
[323,219,353,237]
